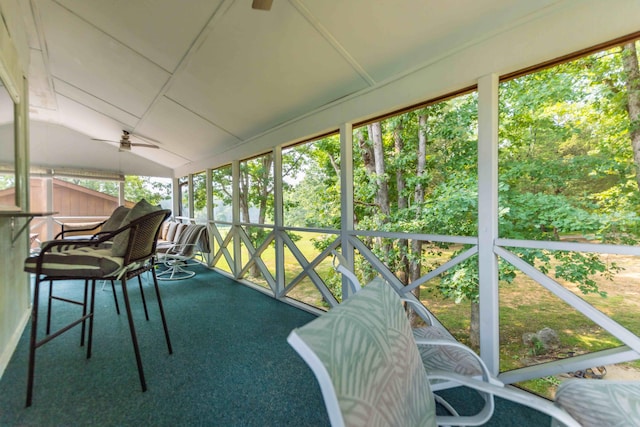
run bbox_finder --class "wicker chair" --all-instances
[23,203,172,407]
[45,206,133,329]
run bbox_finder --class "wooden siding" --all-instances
[27,178,134,241]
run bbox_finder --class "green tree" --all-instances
[124,175,171,205]
[292,43,640,347]
[61,176,170,206]
[0,173,14,190]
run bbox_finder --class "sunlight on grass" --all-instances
[570,333,621,350]
[212,229,338,309]
[208,228,640,397]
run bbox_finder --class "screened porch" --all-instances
[1,1,640,425]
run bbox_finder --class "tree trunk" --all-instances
[394,121,410,285]
[238,170,256,277]
[356,128,376,175]
[622,42,640,191]
[408,114,428,326]
[394,122,407,211]
[355,128,375,230]
[250,154,273,278]
[257,154,273,225]
[369,122,391,217]
[239,171,250,223]
[411,116,428,284]
[368,122,392,260]
[410,114,428,286]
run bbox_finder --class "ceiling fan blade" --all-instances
[130,143,159,149]
[91,138,119,143]
[132,133,162,145]
[252,0,272,11]
[92,131,159,150]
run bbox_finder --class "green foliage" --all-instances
[192,172,207,212]
[283,136,341,229]
[528,336,546,357]
[124,176,171,205]
[61,177,119,196]
[209,43,640,309]
[0,173,15,190]
[59,176,171,206]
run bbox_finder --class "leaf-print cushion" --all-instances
[288,279,436,427]
[554,379,640,427]
[413,326,484,377]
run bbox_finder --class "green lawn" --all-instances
[211,230,640,398]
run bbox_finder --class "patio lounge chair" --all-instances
[288,258,579,426]
[156,223,208,280]
[330,251,497,424]
[23,201,172,407]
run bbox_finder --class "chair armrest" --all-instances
[54,220,106,239]
[41,216,138,255]
[402,297,438,327]
[412,337,499,385]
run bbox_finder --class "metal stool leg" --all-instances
[110,280,120,315]
[137,276,149,321]
[26,275,42,407]
[151,267,173,354]
[120,276,147,392]
[45,280,53,335]
[86,279,97,359]
[80,280,88,346]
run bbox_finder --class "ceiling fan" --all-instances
[252,0,272,11]
[92,130,159,151]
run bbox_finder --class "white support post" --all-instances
[45,175,54,241]
[205,168,213,264]
[340,122,355,299]
[206,168,213,222]
[273,147,285,297]
[171,177,180,218]
[477,73,500,375]
[118,180,125,206]
[188,174,195,219]
[232,160,241,278]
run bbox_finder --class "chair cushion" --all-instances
[40,240,113,253]
[160,221,170,240]
[413,326,484,377]
[165,222,179,242]
[101,205,131,232]
[173,223,188,242]
[173,224,206,256]
[24,247,124,278]
[111,199,160,257]
[554,379,640,427]
[291,279,436,427]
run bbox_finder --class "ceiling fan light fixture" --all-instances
[252,0,272,11]
[92,130,159,151]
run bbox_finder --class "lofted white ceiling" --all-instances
[12,0,640,177]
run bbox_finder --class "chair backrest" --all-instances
[123,209,171,264]
[171,224,207,257]
[287,279,436,427]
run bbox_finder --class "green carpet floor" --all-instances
[0,265,551,426]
